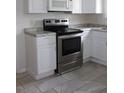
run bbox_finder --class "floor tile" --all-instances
[73,81,106,93]
[22,85,43,93]
[36,76,68,92]
[100,88,107,93]
[16,78,22,87]
[19,75,36,86]
[94,73,107,86]
[54,79,89,93]
[62,70,80,80]
[16,62,107,93]
[43,89,57,93]
[16,86,25,93]
[79,71,103,82]
[79,64,106,81]
[16,72,28,79]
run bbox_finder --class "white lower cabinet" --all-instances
[83,38,90,59]
[37,45,56,74]
[25,34,56,80]
[82,30,107,65]
[82,31,91,61]
[91,37,107,60]
[91,31,107,65]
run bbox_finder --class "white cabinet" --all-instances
[80,29,107,65]
[37,45,56,74]
[73,0,103,13]
[91,31,107,65]
[103,0,107,18]
[24,0,47,13]
[25,33,56,80]
[82,30,91,60]
[73,0,83,13]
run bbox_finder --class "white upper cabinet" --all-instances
[103,0,107,18]
[24,0,104,14]
[72,0,83,13]
[24,0,48,13]
[73,0,103,13]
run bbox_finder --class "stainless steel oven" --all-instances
[43,19,83,74]
[58,33,83,74]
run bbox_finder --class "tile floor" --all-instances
[16,61,107,93]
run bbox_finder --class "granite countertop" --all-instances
[70,23,107,32]
[24,27,56,37]
[24,24,107,37]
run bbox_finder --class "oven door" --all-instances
[58,33,83,63]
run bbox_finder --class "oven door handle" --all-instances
[58,33,83,39]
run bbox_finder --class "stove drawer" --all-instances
[58,59,82,74]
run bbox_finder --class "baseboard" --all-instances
[83,57,91,63]
[90,57,107,66]
[29,70,55,80]
[83,57,107,66]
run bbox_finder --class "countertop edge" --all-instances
[24,27,56,37]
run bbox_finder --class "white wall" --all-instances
[16,0,107,73]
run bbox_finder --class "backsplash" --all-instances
[84,14,107,25]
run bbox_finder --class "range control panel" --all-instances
[43,19,69,25]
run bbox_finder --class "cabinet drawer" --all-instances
[37,35,56,46]
[91,31,107,39]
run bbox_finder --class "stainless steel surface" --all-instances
[58,59,82,74]
[43,19,69,26]
[58,33,83,74]
[43,18,83,74]
[58,33,83,39]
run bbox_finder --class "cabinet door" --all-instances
[91,37,107,61]
[83,37,90,59]
[37,45,56,74]
[73,0,102,13]
[103,0,107,18]
[73,0,83,13]
[82,0,96,13]
[83,0,102,13]
[24,0,47,13]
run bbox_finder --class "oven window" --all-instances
[62,37,81,56]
